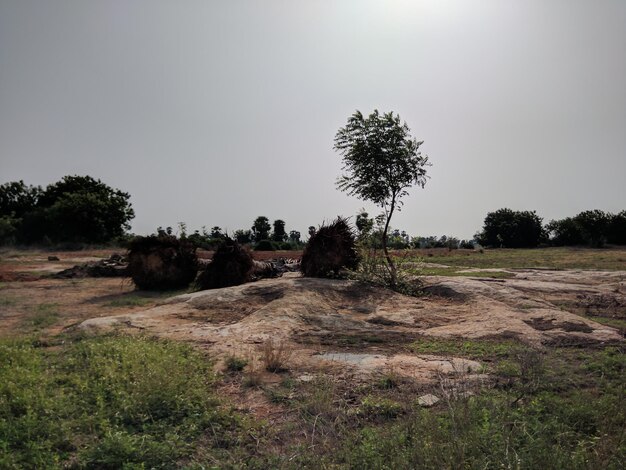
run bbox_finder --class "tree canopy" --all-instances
[477,209,544,248]
[0,175,134,245]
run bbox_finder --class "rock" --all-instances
[417,394,440,407]
[48,256,60,261]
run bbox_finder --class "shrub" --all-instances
[254,239,277,251]
[225,355,248,372]
[301,217,360,278]
[127,235,198,290]
[261,338,292,373]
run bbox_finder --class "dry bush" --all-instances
[301,217,360,278]
[196,238,254,290]
[261,338,292,373]
[127,235,198,290]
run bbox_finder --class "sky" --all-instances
[1,0,625,240]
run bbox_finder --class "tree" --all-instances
[289,230,301,244]
[308,226,316,238]
[477,208,543,248]
[251,216,271,241]
[0,175,134,244]
[271,219,287,242]
[233,229,253,244]
[334,110,429,287]
[546,217,584,246]
[0,180,41,218]
[607,211,626,245]
[210,226,224,239]
[355,209,374,240]
[573,210,610,247]
[41,175,134,243]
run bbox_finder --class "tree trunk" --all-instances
[382,198,397,288]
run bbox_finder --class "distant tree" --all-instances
[0,180,42,218]
[546,217,584,246]
[233,229,253,244]
[271,219,287,242]
[607,211,626,245]
[289,230,301,244]
[477,208,543,248]
[251,216,271,241]
[308,226,316,238]
[210,226,224,239]
[355,209,374,240]
[334,110,429,287]
[573,210,610,247]
[13,175,134,244]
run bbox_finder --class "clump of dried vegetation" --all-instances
[127,235,198,290]
[301,217,360,278]
[196,238,254,290]
[262,338,292,373]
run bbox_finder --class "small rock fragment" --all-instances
[417,394,440,407]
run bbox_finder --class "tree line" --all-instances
[156,216,304,251]
[476,208,626,248]
[1,176,624,251]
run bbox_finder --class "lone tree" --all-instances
[272,219,287,242]
[334,110,429,287]
[251,216,271,241]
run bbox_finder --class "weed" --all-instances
[0,296,15,307]
[242,355,263,388]
[262,338,292,373]
[358,396,402,420]
[104,296,152,308]
[225,354,248,372]
[409,337,524,360]
[0,335,244,468]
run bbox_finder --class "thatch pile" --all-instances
[300,217,360,277]
[196,238,255,290]
[127,235,198,290]
[54,253,128,279]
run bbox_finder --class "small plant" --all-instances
[261,338,292,373]
[242,357,263,388]
[376,369,401,389]
[349,247,421,295]
[225,355,248,372]
[358,396,402,420]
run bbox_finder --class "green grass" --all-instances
[410,266,514,278]
[28,303,60,329]
[281,346,625,469]
[103,296,153,308]
[0,335,247,469]
[408,337,525,360]
[408,247,626,271]
[101,289,188,309]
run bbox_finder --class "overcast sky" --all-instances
[1,0,625,239]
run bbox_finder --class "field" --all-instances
[1,247,624,468]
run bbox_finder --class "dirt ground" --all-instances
[2,249,623,383]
